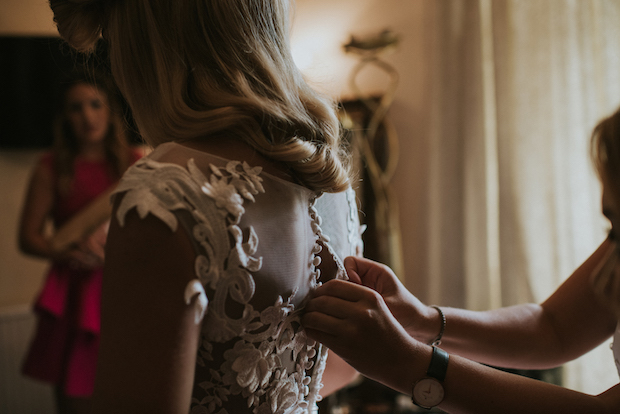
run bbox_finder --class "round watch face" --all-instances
[412,377,445,409]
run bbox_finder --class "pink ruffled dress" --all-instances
[22,150,140,397]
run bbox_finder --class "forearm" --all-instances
[19,232,56,260]
[438,356,617,414]
[422,304,564,369]
[349,258,571,368]
[406,241,618,368]
[368,338,617,414]
[20,231,104,269]
[310,258,620,414]
[388,346,619,414]
[19,160,56,260]
[318,324,616,414]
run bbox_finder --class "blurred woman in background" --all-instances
[19,73,141,414]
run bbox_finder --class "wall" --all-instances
[0,0,56,36]
[0,152,48,308]
[0,1,58,308]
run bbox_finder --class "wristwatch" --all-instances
[411,346,449,409]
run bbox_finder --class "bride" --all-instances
[47,0,362,413]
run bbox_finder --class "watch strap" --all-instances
[427,346,449,382]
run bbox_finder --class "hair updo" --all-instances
[49,0,107,53]
[48,0,351,193]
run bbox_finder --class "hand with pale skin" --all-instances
[301,255,443,387]
[302,272,428,390]
[302,250,620,414]
[59,246,103,270]
[342,256,445,344]
[49,221,109,271]
[81,220,109,263]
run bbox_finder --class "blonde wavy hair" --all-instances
[591,107,620,204]
[48,0,350,193]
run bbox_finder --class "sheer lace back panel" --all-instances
[112,142,362,414]
[613,324,620,378]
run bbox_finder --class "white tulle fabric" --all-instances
[113,142,362,414]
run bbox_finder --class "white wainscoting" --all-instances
[0,305,54,414]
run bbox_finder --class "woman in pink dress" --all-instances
[19,73,141,414]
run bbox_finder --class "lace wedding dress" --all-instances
[112,142,363,414]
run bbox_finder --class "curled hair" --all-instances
[49,0,106,53]
[53,72,132,194]
[48,0,351,193]
[591,107,620,202]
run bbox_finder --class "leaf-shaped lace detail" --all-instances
[113,156,265,341]
[113,152,356,413]
[185,279,209,324]
[115,158,206,230]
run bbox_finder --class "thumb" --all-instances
[344,257,397,291]
[344,256,362,284]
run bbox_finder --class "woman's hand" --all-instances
[344,256,440,344]
[302,279,423,388]
[82,220,110,262]
[58,247,104,270]
[54,221,110,270]
[53,243,103,270]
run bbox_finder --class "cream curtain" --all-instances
[417,0,620,393]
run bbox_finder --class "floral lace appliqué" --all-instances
[113,156,331,414]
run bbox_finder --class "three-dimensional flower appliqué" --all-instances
[115,154,330,414]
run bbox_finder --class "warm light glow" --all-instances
[0,0,57,35]
[291,49,313,72]
[290,0,380,98]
